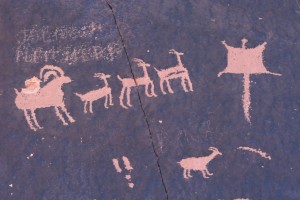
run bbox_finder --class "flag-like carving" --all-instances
[218,38,281,123]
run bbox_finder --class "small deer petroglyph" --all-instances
[154,49,193,94]
[117,58,157,109]
[14,65,75,131]
[177,147,222,179]
[75,73,113,113]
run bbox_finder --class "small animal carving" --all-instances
[177,147,222,179]
[154,49,193,94]
[15,65,75,131]
[117,58,157,109]
[75,73,113,113]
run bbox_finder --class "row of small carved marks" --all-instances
[15,49,193,131]
[112,156,134,188]
[178,146,271,179]
[15,23,122,64]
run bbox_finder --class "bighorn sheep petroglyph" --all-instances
[117,58,157,109]
[14,65,75,131]
[154,49,193,94]
[178,147,222,179]
[75,73,113,113]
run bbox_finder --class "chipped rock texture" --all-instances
[1,0,300,199]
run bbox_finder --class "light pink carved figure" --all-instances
[15,65,75,131]
[112,156,134,188]
[75,73,113,113]
[154,49,193,94]
[238,146,271,160]
[218,38,281,123]
[177,147,222,179]
[117,58,157,109]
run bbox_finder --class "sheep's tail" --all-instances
[74,93,83,99]
[154,67,160,73]
[117,75,122,81]
[14,88,20,94]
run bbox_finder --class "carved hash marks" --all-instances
[218,38,281,123]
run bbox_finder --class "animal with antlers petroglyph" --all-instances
[154,49,193,94]
[75,73,113,113]
[14,65,75,131]
[177,147,222,179]
[117,58,157,109]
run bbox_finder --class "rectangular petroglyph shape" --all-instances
[15,23,122,64]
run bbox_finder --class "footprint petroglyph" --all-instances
[218,38,281,123]
[112,156,134,188]
[177,147,222,179]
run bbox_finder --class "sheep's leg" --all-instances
[109,92,114,106]
[183,169,188,179]
[150,81,157,97]
[104,95,109,109]
[89,101,93,113]
[166,79,174,94]
[119,87,128,109]
[84,101,88,113]
[187,170,192,178]
[145,83,151,97]
[204,169,213,176]
[23,110,37,131]
[160,80,167,95]
[126,87,132,107]
[181,76,189,92]
[200,170,209,179]
[55,107,68,125]
[30,109,43,129]
[60,106,75,123]
[186,75,193,92]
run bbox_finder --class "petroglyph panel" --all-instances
[15,23,123,64]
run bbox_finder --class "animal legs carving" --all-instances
[201,170,210,179]
[166,80,174,94]
[23,110,37,131]
[109,93,113,106]
[204,169,213,176]
[126,87,132,107]
[31,109,43,129]
[119,87,128,109]
[55,107,68,125]
[89,102,93,113]
[60,106,75,123]
[160,80,167,95]
[84,101,88,113]
[183,169,188,179]
[104,95,109,109]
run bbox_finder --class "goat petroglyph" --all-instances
[238,146,271,160]
[218,38,281,123]
[112,156,134,188]
[118,58,157,109]
[14,65,75,131]
[154,49,193,94]
[16,23,122,64]
[177,147,222,179]
[75,73,113,114]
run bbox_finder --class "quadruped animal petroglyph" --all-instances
[218,38,281,123]
[14,65,75,131]
[118,58,157,109]
[177,147,222,179]
[154,49,193,94]
[75,73,113,113]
